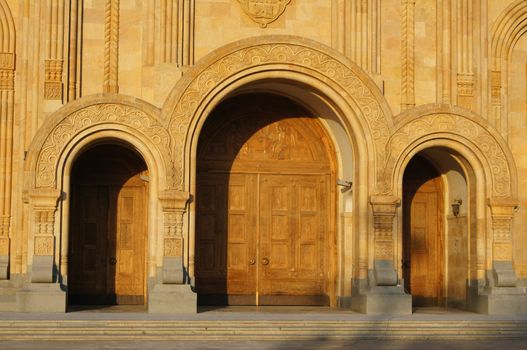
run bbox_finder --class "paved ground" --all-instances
[2,339,527,350]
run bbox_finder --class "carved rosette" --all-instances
[370,196,400,261]
[488,198,517,262]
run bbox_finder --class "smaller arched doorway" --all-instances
[403,155,445,307]
[68,143,149,305]
[195,93,337,306]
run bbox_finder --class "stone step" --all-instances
[0,320,525,340]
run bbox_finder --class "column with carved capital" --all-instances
[488,199,518,287]
[474,198,527,315]
[351,196,411,315]
[16,188,66,312]
[28,188,60,283]
[149,189,196,313]
[371,196,399,286]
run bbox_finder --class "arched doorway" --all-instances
[195,93,336,306]
[68,144,149,305]
[403,155,445,307]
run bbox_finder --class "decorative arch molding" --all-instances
[489,0,527,137]
[383,104,518,200]
[25,94,176,191]
[491,0,527,70]
[162,35,394,191]
[0,0,15,53]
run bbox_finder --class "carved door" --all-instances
[196,94,335,306]
[403,157,444,307]
[69,145,147,305]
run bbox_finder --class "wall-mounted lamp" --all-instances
[337,179,352,193]
[452,199,463,217]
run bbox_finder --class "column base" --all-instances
[16,283,66,313]
[471,289,527,315]
[351,286,412,315]
[148,284,196,313]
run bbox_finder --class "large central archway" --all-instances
[195,93,337,306]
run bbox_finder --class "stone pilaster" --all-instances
[488,198,518,287]
[159,189,190,284]
[370,196,399,286]
[28,188,60,283]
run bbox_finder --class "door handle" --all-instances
[261,258,269,266]
[109,257,117,265]
[249,258,256,265]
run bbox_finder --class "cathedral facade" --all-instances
[0,0,526,314]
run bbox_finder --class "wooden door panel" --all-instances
[196,173,257,300]
[69,186,108,301]
[405,167,443,307]
[259,174,328,304]
[114,186,146,304]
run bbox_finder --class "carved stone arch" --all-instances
[26,94,175,191]
[0,0,15,53]
[491,0,527,71]
[384,104,518,200]
[161,35,395,192]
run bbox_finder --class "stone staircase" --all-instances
[0,319,525,341]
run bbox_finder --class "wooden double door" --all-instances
[196,94,335,306]
[403,156,444,307]
[197,172,330,305]
[69,145,148,305]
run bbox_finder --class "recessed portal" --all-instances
[68,144,148,305]
[403,156,445,307]
[195,93,336,306]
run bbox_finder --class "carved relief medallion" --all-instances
[237,0,291,27]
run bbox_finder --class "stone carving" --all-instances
[103,0,119,93]
[237,0,291,28]
[34,210,55,236]
[457,73,475,110]
[493,242,513,261]
[375,240,393,260]
[44,59,63,100]
[0,236,9,255]
[35,104,175,188]
[0,53,14,70]
[371,196,399,261]
[401,0,415,110]
[164,237,183,257]
[491,70,501,105]
[34,236,54,256]
[168,42,391,190]
[384,113,512,197]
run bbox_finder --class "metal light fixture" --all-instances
[452,198,462,217]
